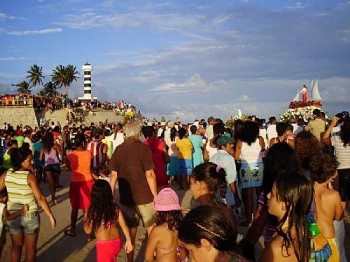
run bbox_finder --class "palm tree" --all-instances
[13,81,32,94]
[51,65,66,89]
[66,64,79,84]
[27,64,45,87]
[52,65,79,95]
[38,82,58,98]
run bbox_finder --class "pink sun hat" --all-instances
[154,188,181,211]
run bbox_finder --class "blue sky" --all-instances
[1,0,350,123]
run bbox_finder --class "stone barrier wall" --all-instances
[0,107,38,128]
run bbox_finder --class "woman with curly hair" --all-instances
[84,179,132,262]
[294,131,320,171]
[234,121,265,226]
[260,171,313,261]
[144,188,186,262]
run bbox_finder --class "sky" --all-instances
[1,0,350,123]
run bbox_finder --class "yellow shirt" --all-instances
[176,138,193,159]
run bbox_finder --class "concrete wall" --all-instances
[0,107,129,129]
[0,107,38,128]
[37,108,125,127]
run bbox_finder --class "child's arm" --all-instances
[117,208,133,253]
[39,147,44,162]
[144,227,159,262]
[83,212,92,235]
[5,204,29,221]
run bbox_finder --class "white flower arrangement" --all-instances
[280,105,320,122]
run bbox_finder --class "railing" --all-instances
[0,98,34,108]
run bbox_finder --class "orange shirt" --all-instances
[67,150,93,182]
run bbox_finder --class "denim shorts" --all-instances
[7,212,40,235]
[44,164,61,174]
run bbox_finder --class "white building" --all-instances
[79,62,97,101]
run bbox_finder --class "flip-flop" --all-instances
[64,229,76,237]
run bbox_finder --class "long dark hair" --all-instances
[262,143,301,205]
[340,118,350,146]
[192,162,227,198]
[179,205,238,252]
[274,172,313,262]
[87,180,119,232]
[42,132,54,153]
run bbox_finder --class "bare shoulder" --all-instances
[149,225,165,240]
[260,235,292,261]
[321,188,341,202]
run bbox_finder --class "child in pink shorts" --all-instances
[84,180,133,262]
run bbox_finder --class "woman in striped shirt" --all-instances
[0,147,56,261]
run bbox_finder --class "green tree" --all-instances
[52,65,79,95]
[27,64,45,87]
[66,64,79,84]
[13,81,32,94]
[38,82,58,97]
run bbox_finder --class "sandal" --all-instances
[64,229,76,237]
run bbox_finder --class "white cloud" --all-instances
[0,12,24,20]
[7,28,63,36]
[150,74,227,94]
[237,95,250,101]
[0,57,27,62]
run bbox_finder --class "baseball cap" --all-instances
[216,136,234,147]
[154,188,181,212]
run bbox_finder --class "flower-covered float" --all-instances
[280,80,322,122]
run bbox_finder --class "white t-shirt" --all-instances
[331,125,350,169]
[266,124,277,145]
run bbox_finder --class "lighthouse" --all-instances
[82,63,93,100]
[78,62,97,102]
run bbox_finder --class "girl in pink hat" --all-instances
[144,188,187,262]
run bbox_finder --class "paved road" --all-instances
[1,170,349,261]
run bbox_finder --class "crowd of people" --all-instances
[0,107,349,261]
